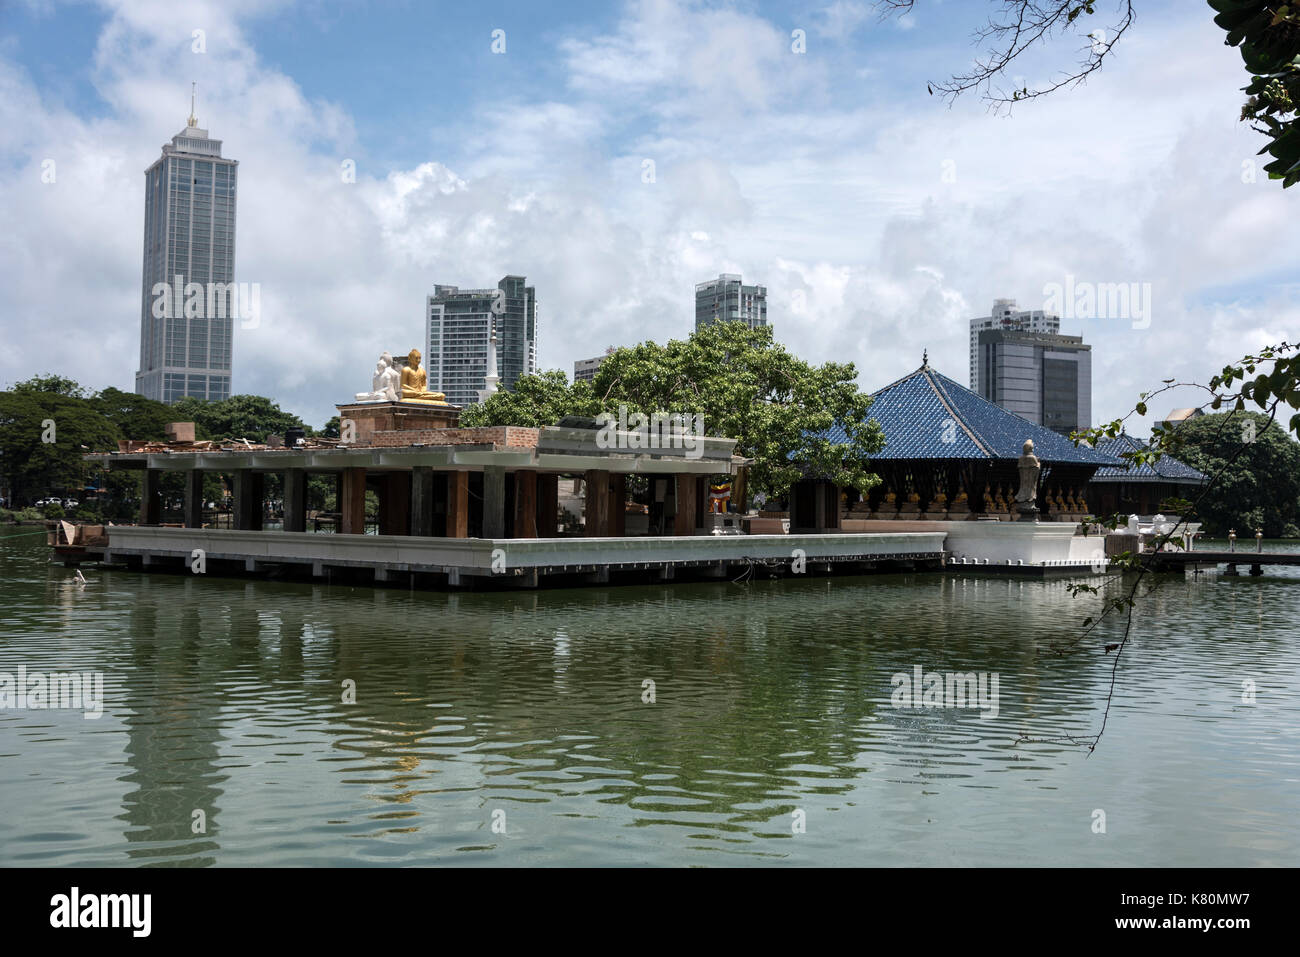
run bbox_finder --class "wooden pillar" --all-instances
[513,470,538,538]
[609,473,626,537]
[233,469,263,531]
[674,473,696,536]
[182,469,204,528]
[585,469,610,537]
[695,477,707,530]
[282,468,306,533]
[482,466,506,539]
[378,472,410,536]
[410,467,434,537]
[446,471,469,538]
[139,468,162,526]
[340,467,366,535]
[537,474,558,537]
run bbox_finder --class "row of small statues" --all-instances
[856,485,1090,516]
[355,349,447,404]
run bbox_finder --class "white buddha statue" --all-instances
[355,352,401,402]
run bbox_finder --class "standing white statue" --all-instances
[1014,438,1041,518]
[355,352,400,402]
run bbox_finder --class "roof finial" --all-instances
[922,348,929,369]
[187,81,198,128]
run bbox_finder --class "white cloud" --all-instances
[2,0,1298,438]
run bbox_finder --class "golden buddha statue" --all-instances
[400,348,447,403]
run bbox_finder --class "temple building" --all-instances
[790,358,1122,531]
[1086,432,1207,519]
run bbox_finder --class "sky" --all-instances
[2,0,1297,433]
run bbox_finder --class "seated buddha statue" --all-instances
[400,348,447,403]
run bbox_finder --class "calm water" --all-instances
[1,531,1297,866]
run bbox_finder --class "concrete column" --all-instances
[585,469,610,537]
[182,469,204,528]
[378,472,410,536]
[674,473,696,536]
[340,467,366,535]
[233,469,263,531]
[139,468,162,526]
[537,474,558,537]
[483,466,506,540]
[609,473,626,537]
[446,471,469,539]
[410,467,434,537]
[513,470,538,538]
[282,468,306,533]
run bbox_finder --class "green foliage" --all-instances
[461,370,600,428]
[320,416,341,439]
[41,502,65,520]
[91,387,172,441]
[464,322,884,497]
[0,385,120,506]
[1167,411,1300,536]
[170,394,306,444]
[11,374,87,398]
[1210,0,1300,186]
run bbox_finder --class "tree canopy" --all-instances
[463,322,884,498]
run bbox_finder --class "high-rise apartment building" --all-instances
[975,329,1092,437]
[968,299,1059,394]
[426,276,537,406]
[694,274,767,331]
[574,347,616,383]
[135,96,238,403]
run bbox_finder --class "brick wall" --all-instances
[367,426,541,449]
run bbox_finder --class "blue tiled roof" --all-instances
[1091,433,1207,483]
[823,364,1123,466]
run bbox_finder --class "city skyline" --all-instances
[3,1,1297,433]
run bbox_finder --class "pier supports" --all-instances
[183,469,204,528]
[673,473,698,536]
[483,466,506,540]
[513,470,538,538]
[139,468,162,526]
[585,469,611,537]
[282,468,307,533]
[410,467,434,537]
[446,472,469,538]
[340,467,366,535]
[233,469,264,531]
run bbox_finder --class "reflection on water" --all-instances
[1,535,1297,866]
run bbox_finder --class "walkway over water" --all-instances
[1148,550,1300,575]
[84,526,948,588]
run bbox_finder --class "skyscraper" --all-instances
[426,276,537,406]
[694,274,767,332]
[135,92,239,403]
[968,299,1058,393]
[975,329,1092,437]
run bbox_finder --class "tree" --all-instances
[881,1,1300,187]
[466,323,885,499]
[460,370,600,428]
[0,387,119,506]
[1162,412,1300,537]
[92,387,172,441]
[170,394,306,444]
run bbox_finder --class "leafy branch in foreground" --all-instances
[879,1,1300,186]
[1023,341,1300,753]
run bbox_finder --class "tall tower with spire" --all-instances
[135,85,239,403]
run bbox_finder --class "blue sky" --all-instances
[2,0,1296,432]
